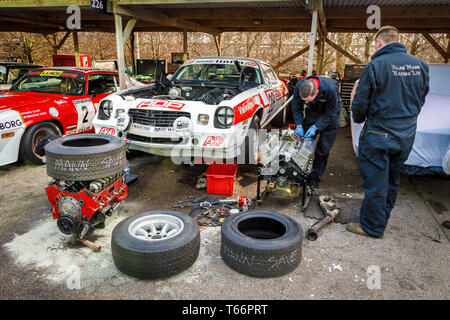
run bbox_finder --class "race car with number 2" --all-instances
[93,57,288,163]
[0,67,121,166]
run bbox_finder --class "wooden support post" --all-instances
[114,13,126,90]
[56,31,71,52]
[72,30,80,67]
[422,32,447,62]
[325,38,362,64]
[183,30,188,61]
[130,32,136,75]
[136,31,140,60]
[113,0,137,90]
[307,9,318,76]
[44,31,71,55]
[214,34,222,56]
[317,31,325,75]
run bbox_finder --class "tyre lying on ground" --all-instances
[44,134,127,181]
[221,210,303,278]
[111,210,200,279]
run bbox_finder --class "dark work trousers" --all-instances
[304,120,339,183]
[357,129,415,237]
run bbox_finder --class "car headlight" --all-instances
[215,107,234,128]
[98,100,113,120]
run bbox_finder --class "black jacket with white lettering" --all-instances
[352,42,429,139]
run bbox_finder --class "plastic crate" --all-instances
[205,164,238,195]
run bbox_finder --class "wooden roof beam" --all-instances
[272,41,318,71]
[325,6,450,19]
[113,4,222,36]
[0,15,65,30]
[325,37,362,64]
[421,32,448,61]
[165,8,310,20]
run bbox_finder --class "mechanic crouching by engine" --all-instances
[347,26,429,239]
[291,74,341,190]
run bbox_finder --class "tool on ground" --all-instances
[183,196,254,227]
[257,128,314,212]
[306,195,341,241]
[173,195,252,210]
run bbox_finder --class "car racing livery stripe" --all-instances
[233,93,264,125]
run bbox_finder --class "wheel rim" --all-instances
[128,214,184,241]
[32,127,55,159]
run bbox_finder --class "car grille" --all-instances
[126,133,185,145]
[128,109,191,127]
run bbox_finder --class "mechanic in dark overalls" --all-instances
[347,26,429,238]
[291,75,341,190]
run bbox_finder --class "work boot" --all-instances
[346,223,383,239]
[307,178,319,191]
[443,220,450,229]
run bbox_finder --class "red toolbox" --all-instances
[206,164,238,195]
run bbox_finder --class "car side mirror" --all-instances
[166,74,173,80]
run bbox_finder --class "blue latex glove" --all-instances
[304,125,317,138]
[295,125,304,137]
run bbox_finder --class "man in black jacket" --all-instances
[291,75,341,190]
[347,26,430,238]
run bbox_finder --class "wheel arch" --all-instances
[18,119,63,162]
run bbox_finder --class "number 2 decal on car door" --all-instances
[72,98,96,133]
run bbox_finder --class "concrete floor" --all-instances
[0,126,449,300]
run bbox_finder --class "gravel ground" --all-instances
[0,127,449,300]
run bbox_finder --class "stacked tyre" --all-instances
[44,134,127,181]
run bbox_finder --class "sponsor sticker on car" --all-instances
[203,136,223,147]
[98,127,116,135]
[129,123,174,136]
[40,70,64,77]
[136,100,185,111]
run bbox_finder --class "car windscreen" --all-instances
[0,65,6,84]
[173,63,262,86]
[10,70,85,95]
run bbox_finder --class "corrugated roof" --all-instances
[323,0,450,6]
[150,0,450,9]
[150,1,306,9]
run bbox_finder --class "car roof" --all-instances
[190,56,268,66]
[31,66,118,74]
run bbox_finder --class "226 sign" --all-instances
[91,0,108,13]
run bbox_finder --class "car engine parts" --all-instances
[257,128,314,212]
[306,195,341,241]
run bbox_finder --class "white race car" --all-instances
[93,57,288,163]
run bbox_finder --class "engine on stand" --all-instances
[256,128,315,212]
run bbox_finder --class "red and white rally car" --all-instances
[0,67,121,166]
[93,57,288,163]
